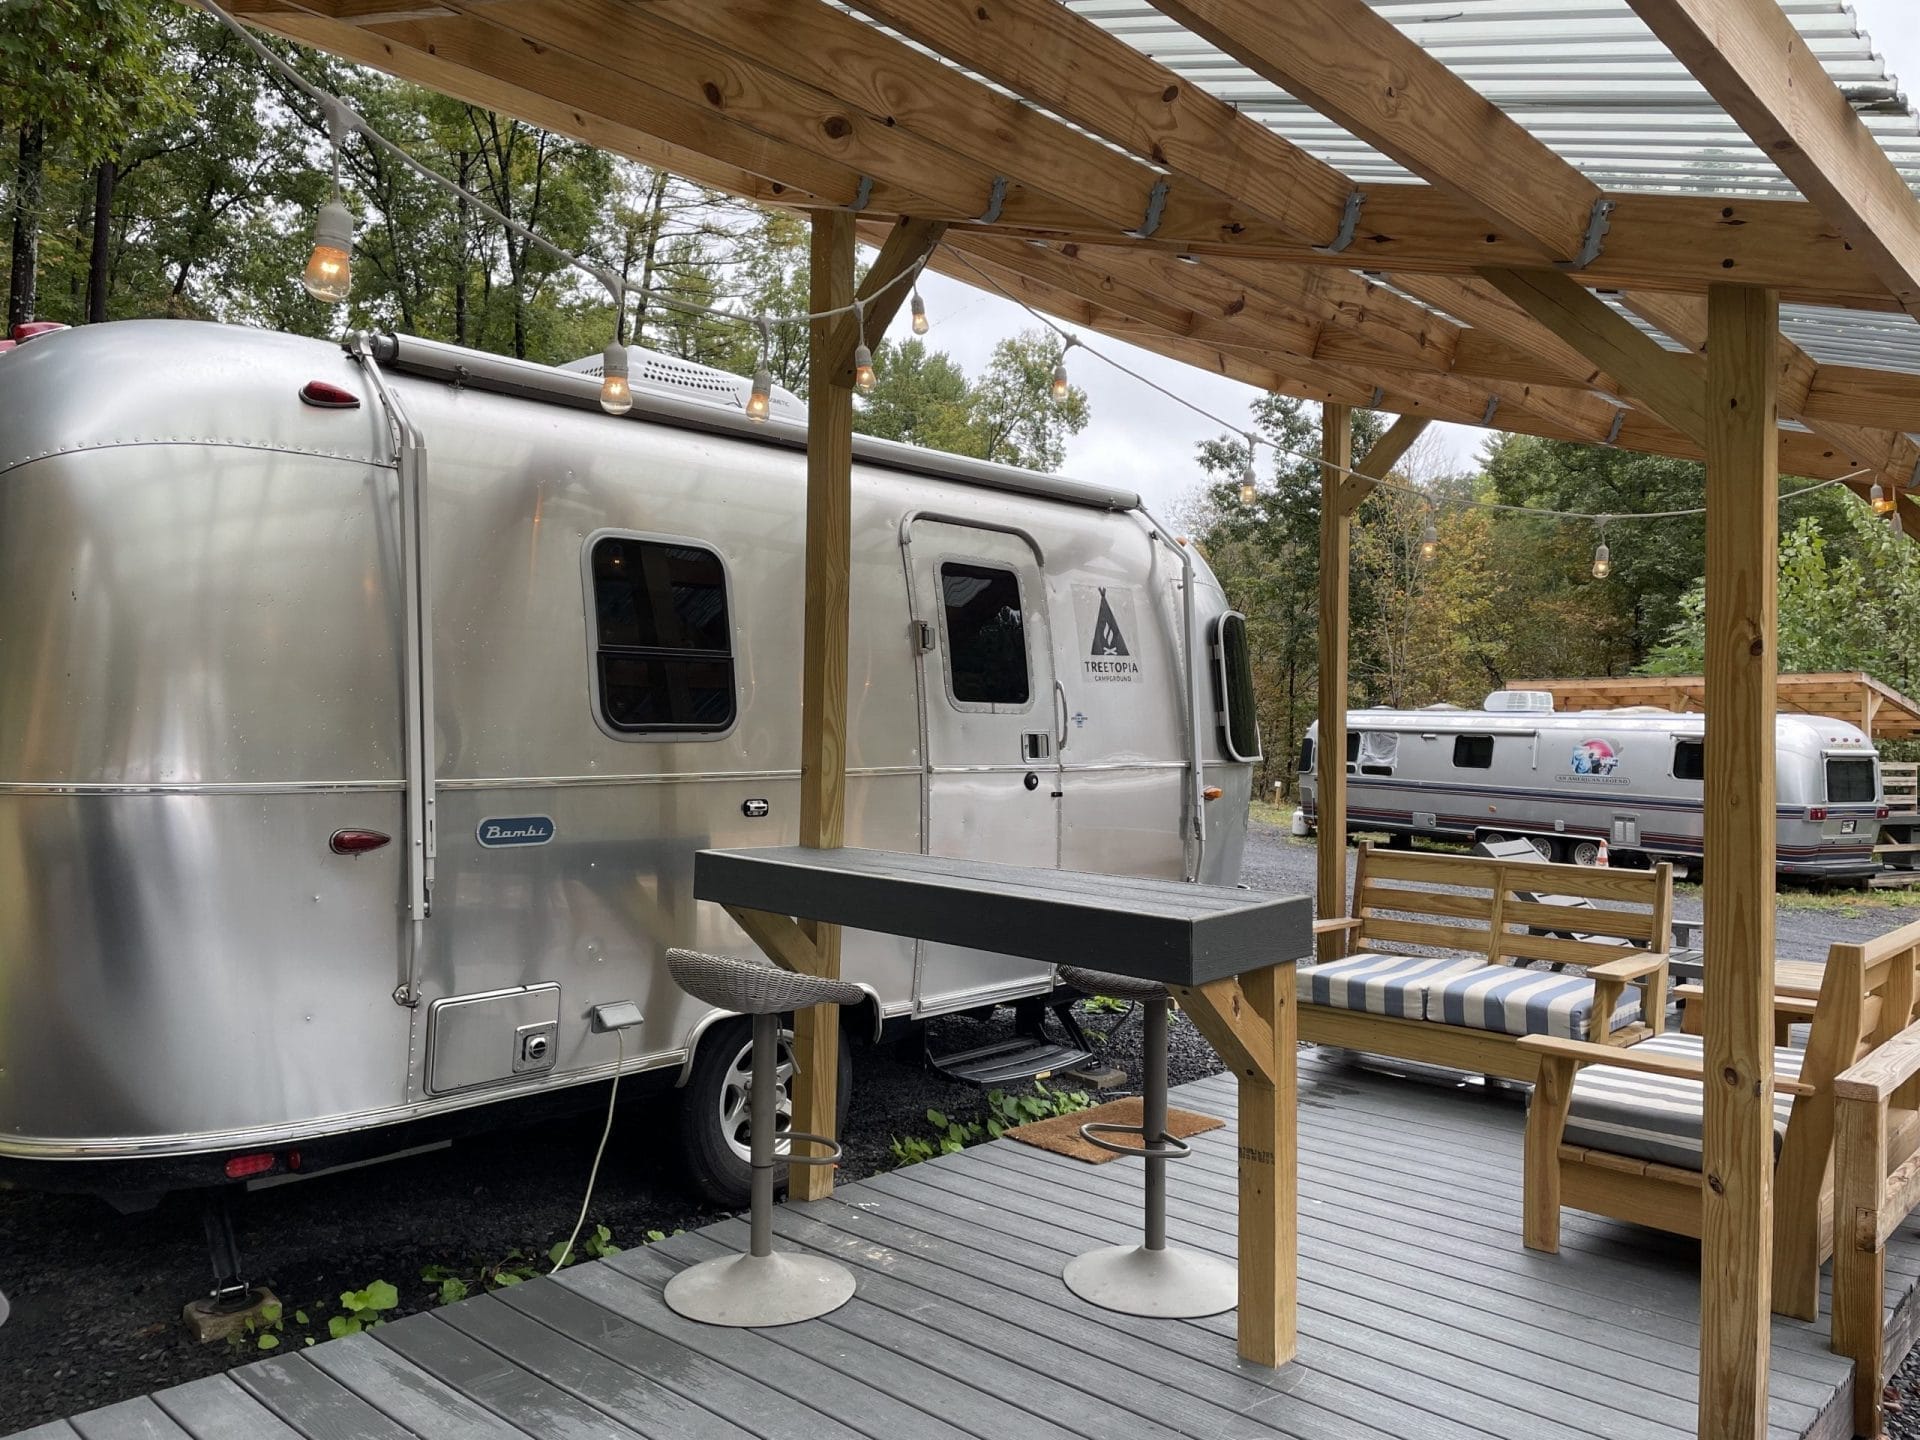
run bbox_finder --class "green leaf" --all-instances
[294,1310,310,1326]
[326,1315,352,1340]
[492,1271,523,1288]
[363,1280,400,1312]
[925,1108,948,1129]
[256,1333,279,1350]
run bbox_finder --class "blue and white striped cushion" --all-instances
[1424,966,1643,1040]
[1297,953,1489,1018]
[1562,1031,1804,1171]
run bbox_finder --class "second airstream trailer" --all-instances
[0,320,1257,1222]
[1299,692,1884,877]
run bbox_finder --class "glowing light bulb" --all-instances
[301,198,354,304]
[746,366,772,423]
[599,340,632,416]
[1591,540,1612,580]
[1238,441,1257,504]
[1872,482,1896,517]
[853,342,876,394]
[910,290,929,336]
[1418,516,1439,562]
[1050,359,1070,403]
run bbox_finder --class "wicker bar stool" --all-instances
[663,948,864,1327]
[1056,965,1237,1318]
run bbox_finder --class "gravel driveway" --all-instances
[1,818,1916,1433]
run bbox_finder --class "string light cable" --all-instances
[943,246,1878,533]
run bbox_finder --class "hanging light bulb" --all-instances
[853,341,877,394]
[910,289,929,336]
[1871,481,1897,516]
[301,197,354,304]
[1238,435,1258,505]
[745,318,773,422]
[1591,539,1612,580]
[1418,512,1439,562]
[1051,336,1076,404]
[746,366,773,423]
[302,100,356,305]
[598,339,632,416]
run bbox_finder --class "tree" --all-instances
[968,330,1088,470]
[0,0,182,326]
[854,337,977,452]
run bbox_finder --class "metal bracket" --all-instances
[1128,178,1171,240]
[1604,408,1627,446]
[1481,396,1501,426]
[1369,385,1384,408]
[846,175,874,213]
[1555,197,1617,272]
[976,175,1009,225]
[1312,191,1367,255]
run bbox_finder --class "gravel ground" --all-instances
[2,817,1916,1433]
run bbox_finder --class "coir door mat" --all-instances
[1006,1095,1224,1165]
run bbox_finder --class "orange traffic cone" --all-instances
[1595,837,1611,867]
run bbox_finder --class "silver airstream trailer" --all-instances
[1299,691,1884,878]
[0,320,1256,1218]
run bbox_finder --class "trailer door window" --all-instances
[590,537,736,734]
[940,562,1030,707]
[1674,739,1704,781]
[1210,612,1262,762]
[1453,734,1494,769]
[1827,757,1877,804]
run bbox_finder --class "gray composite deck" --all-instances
[16,1052,1920,1440]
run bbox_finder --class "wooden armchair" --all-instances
[1518,919,1920,1323]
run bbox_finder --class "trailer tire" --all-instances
[1568,838,1602,866]
[676,1014,853,1209]
[1523,835,1555,861]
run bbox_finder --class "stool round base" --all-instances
[1062,1244,1238,1318]
[664,1250,856,1328]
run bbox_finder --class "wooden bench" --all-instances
[1301,843,1674,1083]
[1520,918,1920,1327]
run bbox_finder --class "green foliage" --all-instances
[548,1223,621,1270]
[327,1279,399,1338]
[888,1081,1094,1167]
[1080,995,1129,1015]
[0,1,185,169]
[225,1299,314,1353]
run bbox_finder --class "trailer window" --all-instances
[1357,731,1399,775]
[590,537,736,734]
[1827,757,1877,804]
[1453,735,1494,769]
[1299,737,1314,775]
[941,562,1030,707]
[1673,739,1704,782]
[1346,732,1360,765]
[1210,612,1262,761]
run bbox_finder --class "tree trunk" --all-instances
[8,122,47,330]
[86,159,115,324]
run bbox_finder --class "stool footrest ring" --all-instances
[1079,1119,1192,1162]
[780,1131,843,1167]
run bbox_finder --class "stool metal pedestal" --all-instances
[662,951,861,1328]
[1058,967,1237,1319]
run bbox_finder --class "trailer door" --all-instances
[905,519,1061,1011]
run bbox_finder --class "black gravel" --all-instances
[3,816,1915,1434]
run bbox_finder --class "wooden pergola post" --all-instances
[1699,282,1780,1440]
[1316,402,1352,959]
[789,210,858,1202]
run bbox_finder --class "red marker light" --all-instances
[1807,807,1827,822]
[330,828,391,855]
[300,379,362,409]
[224,1152,276,1179]
[1879,807,1891,820]
[10,321,66,342]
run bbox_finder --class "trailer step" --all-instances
[925,1034,1096,1087]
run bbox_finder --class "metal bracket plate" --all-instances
[1555,197,1617,272]
[1312,191,1367,255]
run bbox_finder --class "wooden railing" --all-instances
[1885,762,1918,818]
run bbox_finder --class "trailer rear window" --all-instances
[1210,612,1261,762]
[1674,739,1704,781]
[941,562,1030,707]
[1453,735,1494,769]
[590,537,736,735]
[1827,757,1877,804]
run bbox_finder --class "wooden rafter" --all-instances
[1627,0,1920,323]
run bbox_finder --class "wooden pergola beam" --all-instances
[1336,415,1432,514]
[1627,0,1920,323]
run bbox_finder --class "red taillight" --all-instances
[11,321,66,342]
[1807,807,1827,822]
[300,379,361,409]
[224,1152,276,1179]
[1879,807,1892,820]
[330,828,391,855]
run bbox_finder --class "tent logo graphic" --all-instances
[1091,588,1130,657]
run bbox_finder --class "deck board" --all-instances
[13,1052,1916,1440]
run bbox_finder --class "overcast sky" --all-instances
[865,2,1920,520]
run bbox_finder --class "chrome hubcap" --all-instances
[719,1027,796,1165]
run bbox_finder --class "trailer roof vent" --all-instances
[560,343,804,422]
[1485,689,1555,714]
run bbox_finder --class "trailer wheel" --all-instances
[1524,835,1556,861]
[1568,838,1602,866]
[676,1014,853,1208]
